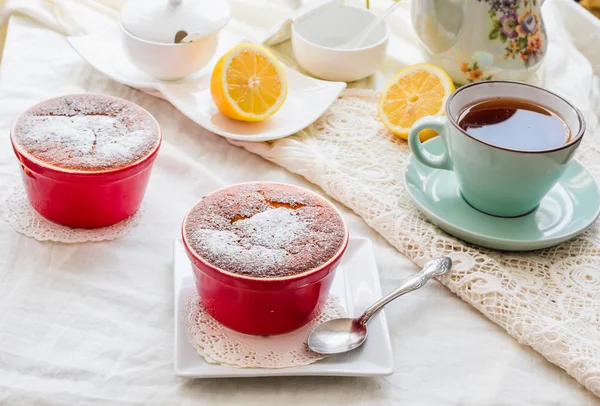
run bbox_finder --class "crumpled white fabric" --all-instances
[1,0,600,405]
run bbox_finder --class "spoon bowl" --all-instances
[308,318,367,355]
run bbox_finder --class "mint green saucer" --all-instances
[403,137,600,251]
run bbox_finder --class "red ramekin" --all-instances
[10,94,162,229]
[182,182,349,336]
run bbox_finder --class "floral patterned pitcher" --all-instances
[411,0,547,84]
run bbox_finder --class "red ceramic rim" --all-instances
[181,182,350,283]
[10,93,162,176]
[446,80,586,154]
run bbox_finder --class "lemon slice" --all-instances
[211,43,287,122]
[378,63,455,140]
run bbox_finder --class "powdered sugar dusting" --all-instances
[185,183,346,278]
[12,94,160,171]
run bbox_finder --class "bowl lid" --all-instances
[121,0,231,43]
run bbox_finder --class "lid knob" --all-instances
[169,0,183,4]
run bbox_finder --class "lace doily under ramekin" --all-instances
[0,183,142,243]
[185,294,347,369]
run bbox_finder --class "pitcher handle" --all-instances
[408,116,453,171]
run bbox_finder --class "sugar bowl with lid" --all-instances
[120,0,231,80]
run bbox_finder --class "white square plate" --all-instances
[173,237,394,378]
[67,27,346,142]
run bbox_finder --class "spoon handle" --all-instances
[343,1,403,49]
[357,257,452,325]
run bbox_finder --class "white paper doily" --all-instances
[185,294,347,369]
[0,183,143,243]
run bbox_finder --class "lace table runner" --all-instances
[231,89,600,397]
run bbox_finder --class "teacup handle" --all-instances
[408,116,453,171]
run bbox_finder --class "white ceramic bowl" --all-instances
[120,24,218,81]
[291,4,389,82]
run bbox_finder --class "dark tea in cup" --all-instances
[457,98,570,151]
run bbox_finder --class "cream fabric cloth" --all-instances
[0,0,598,405]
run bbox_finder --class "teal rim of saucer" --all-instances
[403,137,600,251]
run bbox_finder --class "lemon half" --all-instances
[378,63,455,140]
[211,43,287,122]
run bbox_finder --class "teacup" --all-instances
[408,81,585,218]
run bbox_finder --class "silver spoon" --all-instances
[307,256,452,355]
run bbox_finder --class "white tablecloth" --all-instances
[0,0,598,404]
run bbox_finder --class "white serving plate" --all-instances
[68,26,346,142]
[173,237,393,378]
